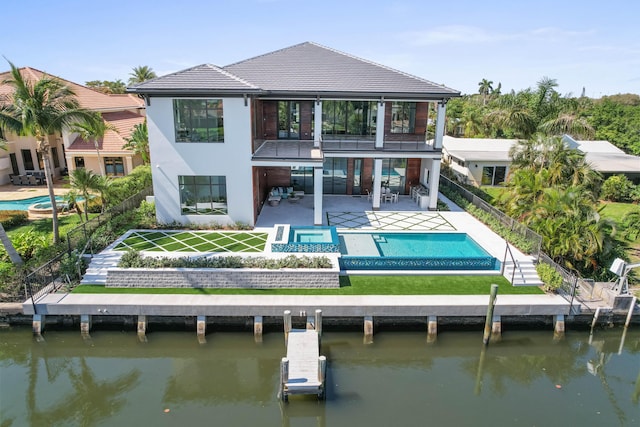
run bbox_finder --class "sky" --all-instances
[2,0,639,97]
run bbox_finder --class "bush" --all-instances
[0,210,29,229]
[118,251,333,269]
[601,175,636,202]
[536,263,564,293]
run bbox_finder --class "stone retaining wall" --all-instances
[106,267,340,288]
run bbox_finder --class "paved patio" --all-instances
[0,180,70,201]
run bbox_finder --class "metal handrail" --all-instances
[501,240,520,285]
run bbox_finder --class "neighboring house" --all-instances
[563,135,640,184]
[442,136,518,186]
[128,42,460,226]
[0,67,145,185]
[442,134,640,187]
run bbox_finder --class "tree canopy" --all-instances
[447,77,639,153]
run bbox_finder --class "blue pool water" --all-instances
[292,228,334,243]
[0,196,65,211]
[339,232,499,271]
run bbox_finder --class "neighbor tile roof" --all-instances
[129,42,460,99]
[0,67,144,111]
[67,110,145,153]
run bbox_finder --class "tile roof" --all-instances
[67,110,145,153]
[0,67,144,111]
[127,64,260,94]
[224,42,459,98]
[128,42,460,99]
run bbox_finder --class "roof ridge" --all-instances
[223,41,310,68]
[128,63,259,90]
[307,42,459,94]
[203,64,259,89]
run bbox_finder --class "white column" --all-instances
[428,159,441,210]
[313,166,323,225]
[375,101,385,149]
[434,101,447,149]
[372,159,382,210]
[314,101,322,148]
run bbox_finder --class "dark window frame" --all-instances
[174,99,224,143]
[179,175,228,215]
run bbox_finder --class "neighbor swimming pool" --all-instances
[0,196,65,211]
[339,232,499,271]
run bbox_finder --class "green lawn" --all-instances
[73,275,544,296]
[7,213,96,239]
[598,201,640,224]
[113,230,268,252]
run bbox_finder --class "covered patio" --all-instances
[255,193,458,228]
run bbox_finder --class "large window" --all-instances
[391,102,416,134]
[379,158,407,194]
[481,166,507,186]
[74,157,85,169]
[174,99,224,142]
[323,158,348,194]
[278,101,300,139]
[322,101,377,137]
[179,175,227,215]
[104,157,125,176]
[21,149,34,170]
[290,166,314,194]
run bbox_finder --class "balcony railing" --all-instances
[252,139,322,161]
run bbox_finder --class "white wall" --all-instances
[147,97,254,226]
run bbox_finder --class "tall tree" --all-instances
[70,113,117,176]
[478,78,493,106]
[128,66,157,85]
[0,61,93,244]
[0,141,22,264]
[123,120,150,164]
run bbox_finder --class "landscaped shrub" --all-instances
[0,210,29,229]
[10,229,50,261]
[59,250,87,282]
[601,175,636,202]
[118,250,333,269]
[107,165,152,206]
[536,263,564,293]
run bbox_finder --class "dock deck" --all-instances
[285,329,321,395]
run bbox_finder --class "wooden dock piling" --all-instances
[483,284,499,345]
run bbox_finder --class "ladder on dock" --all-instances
[279,310,327,401]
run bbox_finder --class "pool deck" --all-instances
[0,181,70,201]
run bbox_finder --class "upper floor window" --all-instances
[391,102,416,134]
[174,99,224,143]
[322,101,377,137]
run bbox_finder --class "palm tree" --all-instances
[478,79,493,106]
[70,113,117,176]
[0,61,93,244]
[128,66,157,85]
[0,141,23,265]
[95,175,113,212]
[123,120,150,164]
[70,168,100,221]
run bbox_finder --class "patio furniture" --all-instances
[293,191,305,199]
[268,196,281,206]
[27,175,38,186]
[10,175,20,185]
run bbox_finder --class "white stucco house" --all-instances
[128,42,460,226]
[443,135,640,186]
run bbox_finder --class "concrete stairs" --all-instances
[80,252,123,285]
[503,257,544,287]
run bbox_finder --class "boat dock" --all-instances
[279,310,327,401]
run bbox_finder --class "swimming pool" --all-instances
[0,196,66,211]
[339,232,499,271]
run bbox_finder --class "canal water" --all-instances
[1,326,638,426]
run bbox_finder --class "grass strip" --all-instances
[73,275,543,296]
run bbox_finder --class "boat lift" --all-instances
[610,258,640,295]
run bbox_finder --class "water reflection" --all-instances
[0,328,637,427]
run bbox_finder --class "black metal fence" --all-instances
[439,175,543,258]
[23,186,153,308]
[440,175,594,309]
